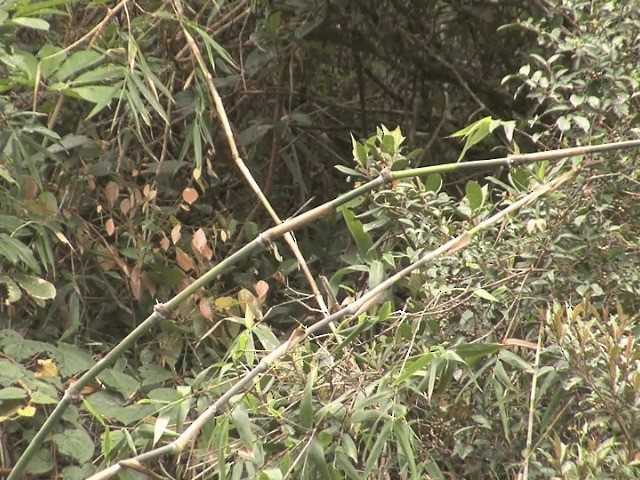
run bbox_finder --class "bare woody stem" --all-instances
[7,138,640,479]
[172,0,331,317]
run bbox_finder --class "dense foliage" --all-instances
[0,0,638,479]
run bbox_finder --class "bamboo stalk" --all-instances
[84,169,579,480]
[7,139,639,479]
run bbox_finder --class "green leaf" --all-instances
[65,85,118,105]
[54,343,96,377]
[52,426,94,463]
[499,350,533,373]
[364,422,392,478]
[98,369,140,399]
[3,51,39,81]
[0,275,21,303]
[0,386,28,400]
[308,436,332,480]
[0,165,16,185]
[38,45,66,78]
[450,116,493,162]
[394,420,418,479]
[473,288,498,302]
[556,116,570,132]
[335,165,366,177]
[424,173,442,192]
[10,17,50,31]
[465,180,484,210]
[55,50,103,81]
[393,352,434,385]
[300,365,316,430]
[454,343,502,366]
[342,208,374,257]
[153,409,172,446]
[351,134,369,168]
[15,273,55,300]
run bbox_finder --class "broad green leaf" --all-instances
[473,288,498,302]
[73,65,124,85]
[52,426,94,463]
[0,386,28,400]
[98,369,140,399]
[55,50,103,81]
[15,273,55,300]
[424,173,442,192]
[38,45,66,78]
[54,343,96,377]
[454,343,502,366]
[556,116,570,132]
[499,350,533,373]
[10,17,50,31]
[4,52,39,81]
[65,85,117,105]
[342,208,374,257]
[351,134,369,168]
[465,180,484,210]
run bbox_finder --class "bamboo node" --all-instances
[153,302,172,319]
[380,168,394,183]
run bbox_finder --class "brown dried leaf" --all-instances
[104,181,120,207]
[503,338,538,350]
[120,197,132,215]
[182,187,198,205]
[201,244,213,260]
[255,280,269,302]
[160,236,170,251]
[171,224,182,244]
[192,228,207,253]
[176,247,195,271]
[130,262,143,300]
[199,298,214,319]
[105,218,115,236]
[141,271,157,297]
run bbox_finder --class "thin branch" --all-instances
[172,0,331,318]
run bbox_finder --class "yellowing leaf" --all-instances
[34,359,58,378]
[54,230,73,250]
[214,296,234,310]
[182,187,198,205]
[18,405,36,417]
